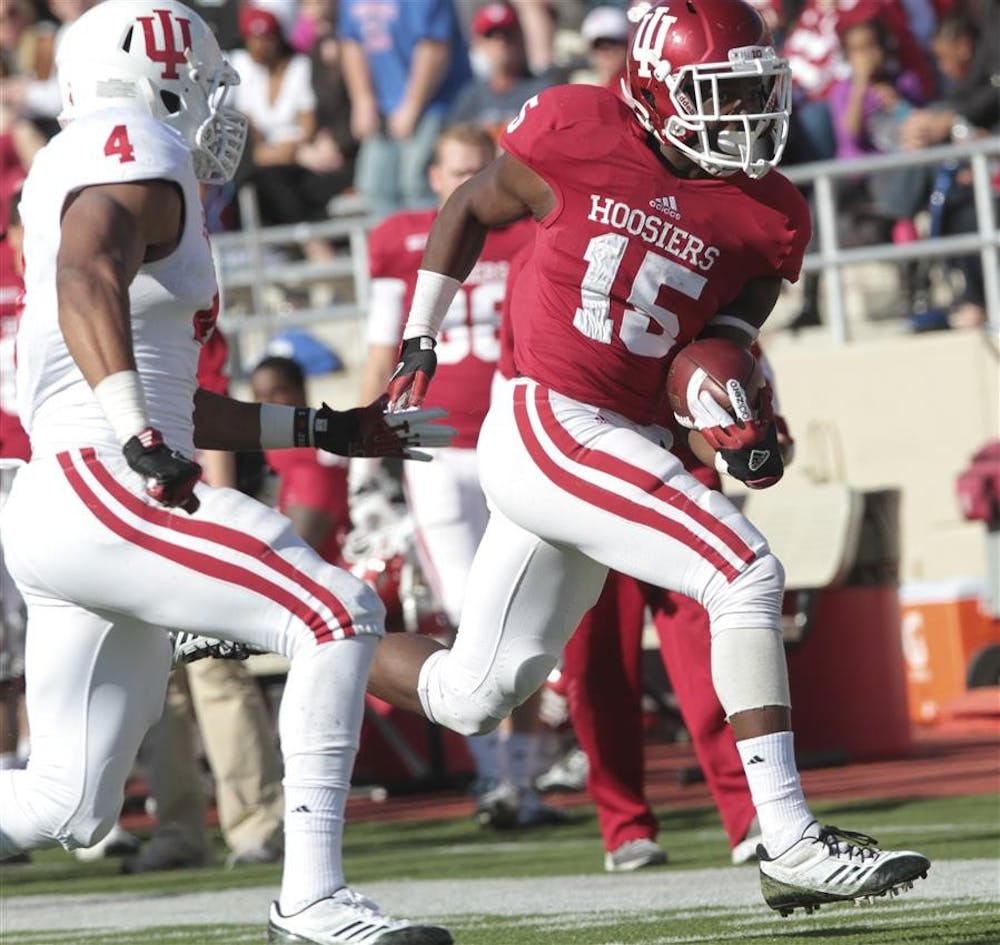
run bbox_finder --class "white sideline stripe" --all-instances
[3,859,996,932]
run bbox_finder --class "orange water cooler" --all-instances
[899,578,1000,723]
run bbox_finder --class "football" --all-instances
[666,338,764,468]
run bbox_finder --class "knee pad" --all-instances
[702,552,789,718]
[418,644,558,737]
[704,552,785,635]
[10,769,120,851]
[710,625,790,718]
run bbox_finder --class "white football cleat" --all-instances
[758,822,930,916]
[604,837,668,872]
[267,887,453,944]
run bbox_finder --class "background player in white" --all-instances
[0,4,453,943]
[353,122,562,827]
[369,0,930,917]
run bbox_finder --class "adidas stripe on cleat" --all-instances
[267,887,453,944]
[758,823,930,917]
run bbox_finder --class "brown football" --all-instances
[666,338,763,466]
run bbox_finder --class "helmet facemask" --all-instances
[659,47,791,179]
[161,51,248,186]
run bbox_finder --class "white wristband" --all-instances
[402,269,462,340]
[93,370,150,445]
[259,402,316,449]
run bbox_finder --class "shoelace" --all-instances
[333,888,389,923]
[818,825,882,861]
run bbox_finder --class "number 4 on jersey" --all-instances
[104,125,136,164]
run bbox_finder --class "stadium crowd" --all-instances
[0,0,996,921]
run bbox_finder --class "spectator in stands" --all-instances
[823,16,931,315]
[230,1,347,264]
[576,5,629,91]
[780,0,938,331]
[448,2,556,140]
[898,4,999,328]
[296,2,360,205]
[508,0,558,77]
[0,0,95,171]
[124,329,286,874]
[338,0,472,221]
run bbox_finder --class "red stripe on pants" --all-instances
[59,450,337,644]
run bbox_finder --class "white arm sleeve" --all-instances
[366,278,407,346]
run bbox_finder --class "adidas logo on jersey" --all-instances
[649,195,681,220]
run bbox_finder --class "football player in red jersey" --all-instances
[371,0,930,915]
[353,123,564,827]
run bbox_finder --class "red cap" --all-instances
[472,2,520,37]
[239,6,282,40]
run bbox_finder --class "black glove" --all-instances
[716,418,785,490]
[386,336,437,411]
[123,427,202,513]
[312,398,455,460]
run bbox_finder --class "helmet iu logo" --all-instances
[632,7,677,79]
[138,9,192,80]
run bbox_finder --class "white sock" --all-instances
[280,781,350,914]
[736,731,816,854]
[0,751,18,770]
[277,637,374,916]
[466,731,504,786]
[505,731,538,794]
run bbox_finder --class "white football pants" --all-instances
[418,379,789,736]
[0,448,383,853]
[403,446,488,627]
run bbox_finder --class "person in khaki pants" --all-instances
[128,651,285,871]
[123,331,284,873]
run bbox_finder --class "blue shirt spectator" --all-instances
[339,0,472,219]
[338,0,471,118]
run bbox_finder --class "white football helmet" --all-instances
[56,0,248,184]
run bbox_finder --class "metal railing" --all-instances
[213,137,1000,355]
[782,136,1000,342]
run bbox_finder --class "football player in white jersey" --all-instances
[0,4,454,943]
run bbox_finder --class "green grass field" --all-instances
[2,793,998,945]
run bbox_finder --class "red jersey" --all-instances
[367,209,535,448]
[195,327,230,395]
[500,84,810,427]
[0,239,29,462]
[264,448,351,565]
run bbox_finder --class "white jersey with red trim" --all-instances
[16,109,217,459]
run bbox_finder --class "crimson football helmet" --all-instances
[621,0,792,179]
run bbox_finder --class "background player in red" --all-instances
[0,190,29,780]
[251,354,353,566]
[353,122,563,827]
[371,0,930,916]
